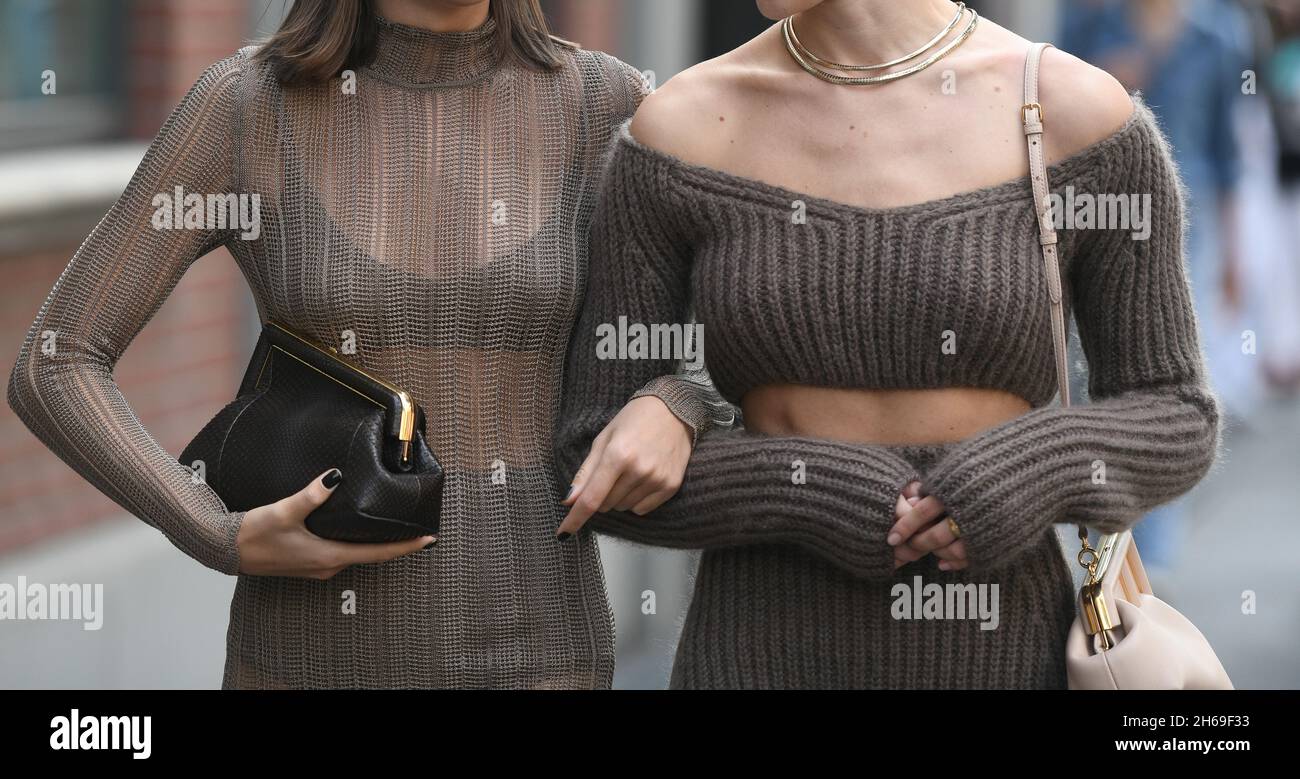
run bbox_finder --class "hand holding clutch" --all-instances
[234,467,435,579]
[181,320,444,544]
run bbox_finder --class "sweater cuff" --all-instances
[919,388,1220,571]
[176,507,244,576]
[787,443,920,578]
[631,374,731,447]
[215,509,246,576]
[682,433,920,578]
[918,420,1075,571]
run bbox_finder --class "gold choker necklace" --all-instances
[782,4,979,85]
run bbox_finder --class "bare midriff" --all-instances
[741,384,1032,445]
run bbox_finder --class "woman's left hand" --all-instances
[558,395,693,536]
[889,480,969,571]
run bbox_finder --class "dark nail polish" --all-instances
[556,532,572,541]
[423,541,436,550]
[322,469,342,488]
[564,485,574,501]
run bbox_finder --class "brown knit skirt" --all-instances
[668,442,1076,689]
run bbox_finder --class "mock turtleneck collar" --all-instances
[364,13,501,88]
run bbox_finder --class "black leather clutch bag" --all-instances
[180,319,443,542]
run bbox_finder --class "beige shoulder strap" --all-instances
[1022,41,1070,408]
[1023,42,1153,590]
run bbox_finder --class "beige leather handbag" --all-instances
[1020,42,1232,690]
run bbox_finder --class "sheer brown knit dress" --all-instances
[7,15,670,689]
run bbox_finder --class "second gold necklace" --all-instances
[782,4,979,85]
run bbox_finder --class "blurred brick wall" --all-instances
[127,0,250,138]
[0,247,249,552]
[0,0,252,554]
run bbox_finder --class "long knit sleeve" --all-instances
[602,60,734,443]
[6,53,248,575]
[7,10,743,688]
[918,105,1221,570]
[556,130,920,580]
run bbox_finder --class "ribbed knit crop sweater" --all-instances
[556,95,1221,689]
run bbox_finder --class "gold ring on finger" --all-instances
[946,516,962,540]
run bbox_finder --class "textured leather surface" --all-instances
[181,324,443,542]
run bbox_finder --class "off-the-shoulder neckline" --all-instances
[615,94,1151,217]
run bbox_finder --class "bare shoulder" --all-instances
[628,43,770,164]
[1038,46,1136,157]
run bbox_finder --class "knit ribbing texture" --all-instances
[556,95,1221,689]
[7,14,675,689]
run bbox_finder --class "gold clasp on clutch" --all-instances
[266,319,417,466]
[397,393,413,464]
[1078,528,1120,650]
[1080,580,1117,650]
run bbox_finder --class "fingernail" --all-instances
[556,532,572,541]
[887,532,901,546]
[322,469,342,488]
[564,485,574,501]
[938,561,950,571]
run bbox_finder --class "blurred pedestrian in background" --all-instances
[1238,0,1300,394]
[1060,0,1252,576]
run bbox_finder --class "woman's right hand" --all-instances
[235,468,435,579]
[890,480,968,572]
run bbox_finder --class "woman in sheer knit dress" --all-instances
[6,0,700,689]
[556,0,1221,688]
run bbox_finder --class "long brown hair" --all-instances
[254,0,567,85]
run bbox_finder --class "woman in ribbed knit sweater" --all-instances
[555,0,1220,688]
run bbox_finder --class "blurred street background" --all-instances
[1,0,1297,689]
